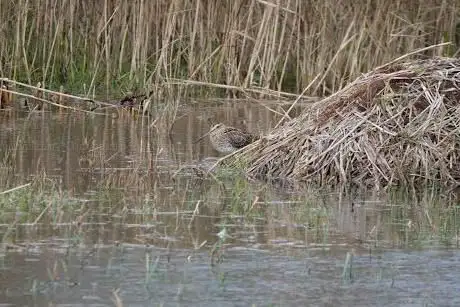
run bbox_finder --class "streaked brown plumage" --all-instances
[0,84,11,109]
[196,123,257,154]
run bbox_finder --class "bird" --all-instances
[0,83,11,109]
[195,123,257,154]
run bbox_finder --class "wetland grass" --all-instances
[1,96,460,304]
[0,0,458,103]
[2,125,460,253]
[1,140,460,301]
[0,101,458,253]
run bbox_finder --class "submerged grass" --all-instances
[1,168,459,251]
[0,104,458,252]
[0,129,459,253]
[1,86,459,304]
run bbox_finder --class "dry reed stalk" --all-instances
[0,78,120,114]
[240,56,460,188]
[165,78,317,100]
[0,0,458,99]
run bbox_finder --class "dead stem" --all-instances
[240,55,460,188]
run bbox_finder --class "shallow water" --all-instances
[3,245,460,306]
[0,102,459,306]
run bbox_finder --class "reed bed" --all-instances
[241,57,460,188]
[0,0,459,99]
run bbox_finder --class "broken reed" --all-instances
[0,0,459,98]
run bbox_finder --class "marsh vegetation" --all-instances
[243,57,460,187]
[0,105,459,305]
[1,1,460,306]
[0,0,459,98]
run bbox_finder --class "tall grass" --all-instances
[0,0,459,98]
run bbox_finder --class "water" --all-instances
[0,102,459,306]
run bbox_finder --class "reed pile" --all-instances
[242,57,460,187]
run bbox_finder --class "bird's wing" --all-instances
[223,128,254,147]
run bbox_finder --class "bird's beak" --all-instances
[193,131,210,144]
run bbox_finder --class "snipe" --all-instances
[195,123,257,154]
